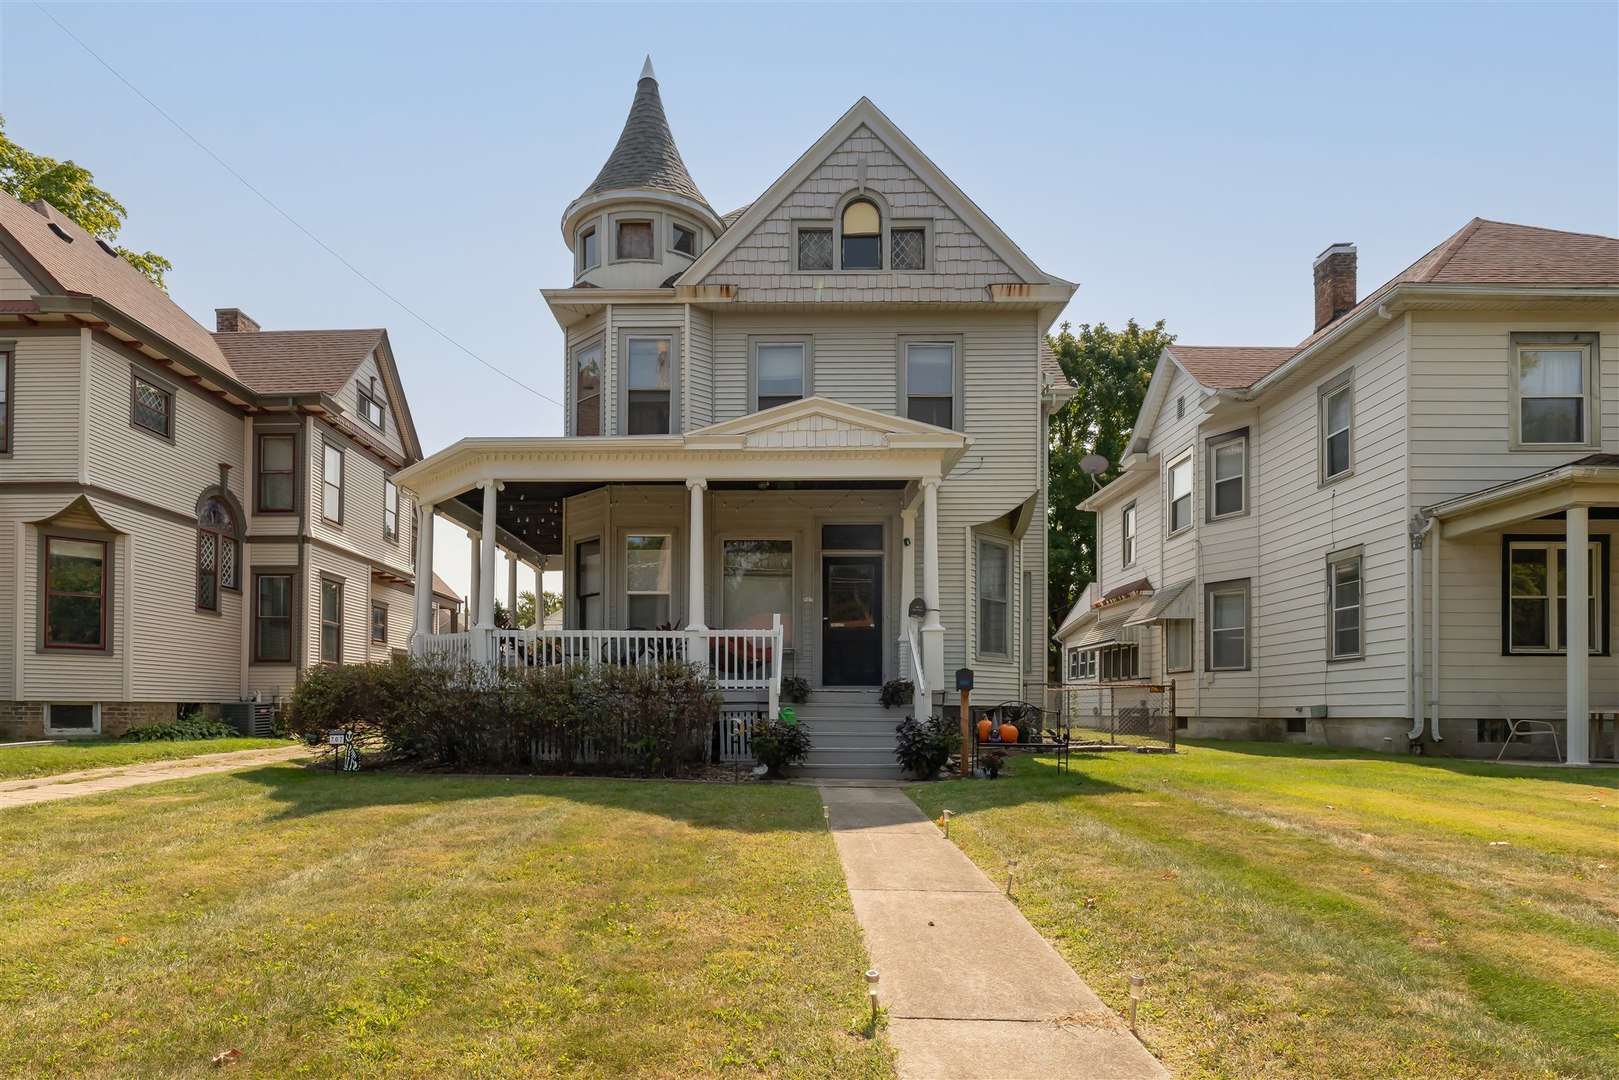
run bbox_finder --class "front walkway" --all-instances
[819,784,1166,1079]
[0,745,311,809]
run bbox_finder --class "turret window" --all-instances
[616,220,654,261]
[671,222,697,257]
[574,340,603,437]
[580,226,599,271]
[841,199,881,270]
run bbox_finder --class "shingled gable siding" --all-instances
[1407,308,1618,508]
[701,125,1019,303]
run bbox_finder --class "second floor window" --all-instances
[384,480,399,541]
[320,578,343,663]
[257,433,295,512]
[196,496,239,612]
[322,444,344,524]
[904,341,956,429]
[1320,374,1353,481]
[1208,431,1247,519]
[755,341,807,411]
[0,349,10,453]
[1168,453,1192,534]
[574,341,602,436]
[1121,503,1137,566]
[626,337,672,435]
[1515,339,1592,446]
[131,374,173,439]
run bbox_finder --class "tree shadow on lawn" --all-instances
[227,761,837,834]
[900,755,1136,815]
[1179,738,1619,789]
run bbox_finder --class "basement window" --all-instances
[45,703,99,734]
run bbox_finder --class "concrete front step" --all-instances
[790,761,907,780]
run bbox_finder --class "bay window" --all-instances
[320,578,343,663]
[573,340,602,436]
[256,432,295,513]
[625,534,672,627]
[43,535,108,650]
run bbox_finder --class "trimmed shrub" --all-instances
[122,712,239,742]
[288,656,723,776]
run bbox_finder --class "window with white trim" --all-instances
[625,534,672,627]
[1505,539,1604,654]
[1207,431,1246,519]
[841,198,881,269]
[579,225,599,271]
[384,480,399,542]
[1206,579,1250,671]
[1168,453,1192,534]
[1068,647,1097,681]
[752,340,808,411]
[358,385,385,430]
[573,340,602,437]
[625,336,673,435]
[1320,374,1353,482]
[903,340,957,429]
[976,537,1010,657]
[1328,552,1363,660]
[322,444,344,524]
[1098,644,1139,682]
[616,219,654,261]
[1166,619,1193,672]
[1121,503,1137,567]
[1513,334,1596,447]
[45,703,99,734]
[671,222,697,257]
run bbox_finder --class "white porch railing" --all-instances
[413,616,785,715]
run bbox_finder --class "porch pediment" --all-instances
[685,396,969,452]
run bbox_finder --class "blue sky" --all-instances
[3,2,1615,596]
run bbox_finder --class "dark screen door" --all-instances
[822,556,882,686]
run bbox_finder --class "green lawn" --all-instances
[0,764,892,1079]
[908,742,1619,1080]
[0,737,288,781]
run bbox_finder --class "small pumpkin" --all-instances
[999,723,1020,745]
[977,718,993,743]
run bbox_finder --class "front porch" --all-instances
[395,399,974,730]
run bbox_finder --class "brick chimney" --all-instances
[1312,244,1357,331]
[215,308,260,333]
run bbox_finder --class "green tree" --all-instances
[514,590,564,628]
[1047,318,1174,673]
[0,116,172,290]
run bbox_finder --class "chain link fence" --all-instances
[1060,682,1178,751]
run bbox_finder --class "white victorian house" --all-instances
[396,63,1074,776]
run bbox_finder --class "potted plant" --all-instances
[879,678,915,709]
[981,748,1007,779]
[750,715,812,779]
[894,714,961,779]
[780,676,810,704]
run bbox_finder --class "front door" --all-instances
[822,555,883,686]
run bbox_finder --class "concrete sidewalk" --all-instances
[0,745,311,809]
[820,784,1167,1080]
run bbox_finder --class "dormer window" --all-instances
[358,382,385,430]
[841,199,881,269]
[671,222,697,257]
[580,226,599,271]
[617,220,654,261]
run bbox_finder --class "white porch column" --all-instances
[919,475,944,691]
[478,480,499,629]
[412,502,435,644]
[1567,506,1590,766]
[899,502,918,678]
[467,530,481,626]
[506,554,518,621]
[686,478,708,630]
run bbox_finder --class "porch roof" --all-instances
[1427,454,1619,539]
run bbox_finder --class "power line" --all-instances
[32,1,563,410]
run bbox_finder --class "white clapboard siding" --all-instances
[1408,309,1618,507]
[5,334,82,482]
[564,310,607,437]
[307,417,414,580]
[610,304,684,435]
[687,307,715,429]
[702,124,1019,304]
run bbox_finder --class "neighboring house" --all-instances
[1059,220,1618,763]
[431,573,463,635]
[0,192,430,738]
[395,62,1075,776]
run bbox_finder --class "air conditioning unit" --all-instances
[221,701,277,737]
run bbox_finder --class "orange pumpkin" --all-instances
[999,723,1020,745]
[977,718,993,743]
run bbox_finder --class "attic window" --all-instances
[891,227,926,271]
[96,239,118,257]
[841,199,881,269]
[358,383,386,430]
[798,228,832,271]
[48,223,73,243]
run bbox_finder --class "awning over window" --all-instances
[1126,579,1194,625]
[1075,606,1136,648]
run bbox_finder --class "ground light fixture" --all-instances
[866,969,880,1024]
[823,804,830,828]
[1005,858,1018,896]
[1128,974,1145,1033]
[940,809,954,838]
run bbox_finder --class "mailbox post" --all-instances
[955,668,974,777]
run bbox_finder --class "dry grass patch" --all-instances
[908,741,1619,1079]
[0,764,893,1079]
[0,737,287,781]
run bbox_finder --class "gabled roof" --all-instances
[0,193,237,377]
[1165,346,1296,391]
[679,97,1066,289]
[431,573,461,604]
[214,329,384,395]
[578,59,712,213]
[689,394,971,444]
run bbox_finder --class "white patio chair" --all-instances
[1493,694,1562,763]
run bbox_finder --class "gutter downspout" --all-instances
[1408,511,1431,743]
[1429,517,1443,742]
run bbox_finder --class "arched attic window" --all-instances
[197,496,239,612]
[841,198,881,270]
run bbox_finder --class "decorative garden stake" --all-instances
[866,969,880,1024]
[1128,974,1145,1033]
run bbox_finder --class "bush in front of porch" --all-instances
[290,655,723,777]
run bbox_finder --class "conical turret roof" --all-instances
[581,58,712,211]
